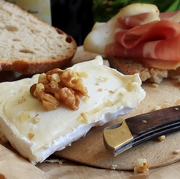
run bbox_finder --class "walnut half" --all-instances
[30,68,88,111]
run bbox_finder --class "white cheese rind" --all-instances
[0,56,146,164]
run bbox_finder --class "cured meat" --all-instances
[84,3,180,70]
[117,13,154,29]
[160,11,180,21]
[105,12,180,69]
[105,19,180,61]
[115,20,180,49]
[83,3,159,55]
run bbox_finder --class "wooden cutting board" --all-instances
[1,47,180,171]
[55,78,180,170]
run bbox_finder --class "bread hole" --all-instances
[12,38,21,42]
[30,19,38,25]
[19,49,35,54]
[34,48,40,51]
[31,29,41,34]
[5,25,19,32]
[66,36,73,43]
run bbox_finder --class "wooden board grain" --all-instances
[55,79,180,170]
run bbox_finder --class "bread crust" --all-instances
[0,0,77,74]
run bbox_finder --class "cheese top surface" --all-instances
[0,56,146,163]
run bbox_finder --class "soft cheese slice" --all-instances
[0,56,145,164]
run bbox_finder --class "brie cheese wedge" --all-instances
[0,56,145,164]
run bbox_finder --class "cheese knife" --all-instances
[103,105,180,156]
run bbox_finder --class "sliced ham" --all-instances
[105,19,180,62]
[104,9,180,70]
[84,3,180,70]
[83,3,159,55]
[160,11,180,21]
[117,13,154,29]
[115,20,180,49]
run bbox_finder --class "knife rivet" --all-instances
[175,107,179,111]
[142,119,147,124]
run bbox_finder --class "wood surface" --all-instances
[55,79,180,170]
[0,144,48,179]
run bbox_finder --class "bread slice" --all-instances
[0,56,145,164]
[108,57,168,84]
[0,0,77,74]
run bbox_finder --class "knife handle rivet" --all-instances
[142,119,147,124]
[175,107,179,111]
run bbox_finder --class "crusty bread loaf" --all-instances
[108,57,168,84]
[0,0,77,74]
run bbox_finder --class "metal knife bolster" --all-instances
[103,105,180,156]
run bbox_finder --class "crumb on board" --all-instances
[151,83,159,88]
[111,164,117,170]
[157,135,166,142]
[134,158,149,174]
[44,159,65,165]
[153,105,162,111]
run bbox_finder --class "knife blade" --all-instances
[103,105,180,156]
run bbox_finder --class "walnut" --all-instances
[59,87,80,110]
[18,96,26,104]
[38,73,49,84]
[27,133,34,140]
[78,112,88,123]
[30,68,88,111]
[32,83,60,111]
[60,69,88,96]
[46,68,63,77]
[20,112,30,122]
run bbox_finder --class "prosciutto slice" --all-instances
[160,11,180,21]
[83,3,159,55]
[105,19,180,61]
[83,3,180,70]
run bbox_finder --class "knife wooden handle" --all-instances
[126,105,180,136]
[103,105,180,156]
